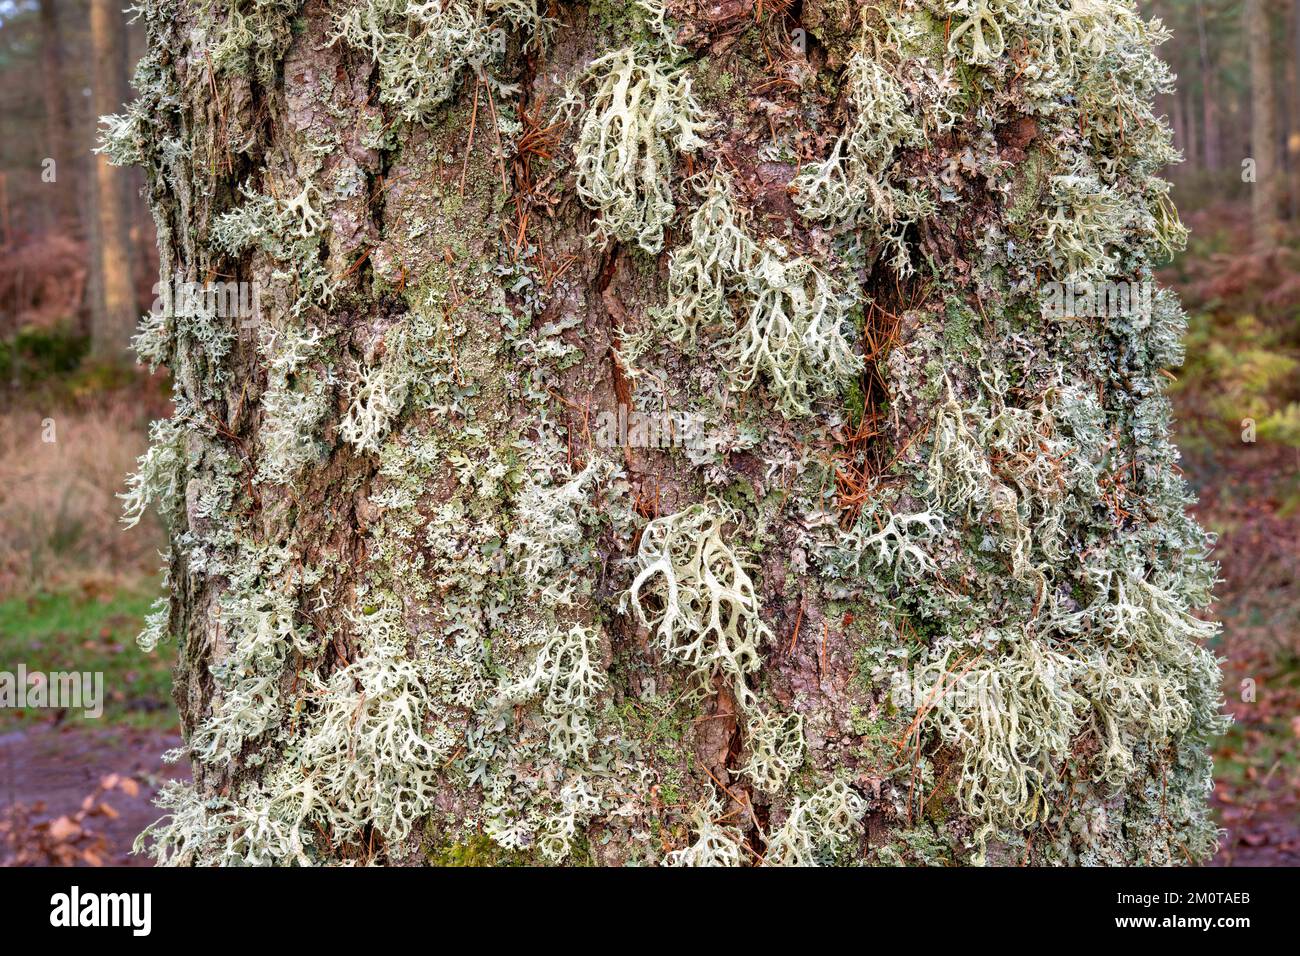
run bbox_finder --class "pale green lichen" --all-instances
[728,241,863,417]
[212,180,336,318]
[826,504,946,586]
[257,372,329,485]
[740,709,805,794]
[625,504,809,801]
[135,595,171,653]
[507,457,620,606]
[95,104,150,167]
[762,781,868,866]
[204,0,298,84]
[663,794,745,867]
[663,167,755,342]
[120,416,187,530]
[330,0,552,124]
[1039,168,1128,286]
[295,603,443,846]
[920,638,1087,841]
[625,504,770,710]
[660,168,864,417]
[190,547,321,765]
[571,46,710,253]
[944,0,1007,65]
[499,623,606,761]
[339,351,412,454]
[792,47,931,275]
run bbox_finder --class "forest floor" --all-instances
[0,584,186,865]
[0,723,186,866]
[1192,439,1300,866]
[1165,201,1300,867]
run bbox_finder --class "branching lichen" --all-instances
[664,795,744,866]
[120,416,187,530]
[625,504,770,709]
[728,241,863,417]
[330,0,552,124]
[763,781,868,866]
[792,48,931,274]
[571,46,710,253]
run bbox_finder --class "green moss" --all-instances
[870,822,953,866]
[1006,147,1048,228]
[586,0,658,46]
[426,831,537,866]
[942,296,978,354]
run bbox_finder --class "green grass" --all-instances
[0,583,176,730]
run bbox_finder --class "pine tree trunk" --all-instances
[1245,0,1281,247]
[37,0,76,232]
[111,0,1225,866]
[1196,0,1219,174]
[1170,89,1188,172]
[1289,0,1300,217]
[89,0,139,360]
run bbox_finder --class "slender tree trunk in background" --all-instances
[1291,0,1300,217]
[1195,0,1219,174]
[110,0,1225,866]
[1245,0,1281,247]
[38,0,76,232]
[1170,89,1187,170]
[1286,28,1299,221]
[90,0,139,361]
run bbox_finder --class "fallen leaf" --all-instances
[47,816,81,842]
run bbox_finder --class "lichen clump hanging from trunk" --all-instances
[107,0,1225,866]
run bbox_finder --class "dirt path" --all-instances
[0,721,188,866]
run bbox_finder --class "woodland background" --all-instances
[0,0,1295,865]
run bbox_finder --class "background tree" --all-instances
[108,0,1226,866]
[89,0,138,360]
[37,0,75,230]
[1243,0,1281,247]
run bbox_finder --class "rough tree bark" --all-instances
[109,0,1225,866]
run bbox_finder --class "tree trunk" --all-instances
[1245,0,1281,247]
[1290,0,1300,217]
[1170,89,1187,172]
[1195,0,1219,174]
[111,0,1226,866]
[1170,89,1190,171]
[38,0,77,232]
[89,0,139,361]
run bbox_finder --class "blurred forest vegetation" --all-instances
[0,0,1294,862]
